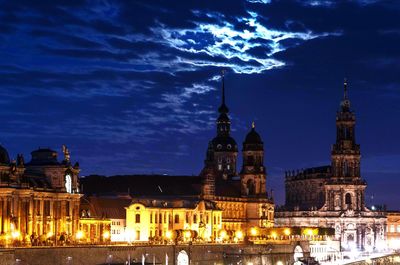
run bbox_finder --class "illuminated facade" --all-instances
[387,211,400,250]
[0,145,81,246]
[275,81,387,251]
[125,199,222,242]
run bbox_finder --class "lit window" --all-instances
[397,225,400,233]
[227,165,230,170]
[65,174,72,193]
[135,214,140,223]
[218,164,222,171]
[390,225,395,232]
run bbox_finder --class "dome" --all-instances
[211,136,238,152]
[29,148,59,165]
[244,127,262,144]
[0,144,10,164]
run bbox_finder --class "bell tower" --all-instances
[207,72,238,180]
[331,79,361,181]
[325,79,366,212]
[240,123,267,197]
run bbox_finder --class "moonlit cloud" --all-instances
[150,12,338,74]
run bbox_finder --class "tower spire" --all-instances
[341,78,350,111]
[218,70,229,114]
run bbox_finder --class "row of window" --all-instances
[389,224,400,233]
[148,212,222,225]
[111,229,122,235]
[112,221,122,226]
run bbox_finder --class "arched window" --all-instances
[135,214,140,223]
[343,161,349,177]
[174,214,180,224]
[345,193,352,205]
[247,179,255,195]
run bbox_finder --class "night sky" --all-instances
[1,0,400,209]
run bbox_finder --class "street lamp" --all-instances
[250,227,258,236]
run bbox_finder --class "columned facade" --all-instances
[0,145,81,246]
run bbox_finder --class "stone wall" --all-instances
[0,241,309,265]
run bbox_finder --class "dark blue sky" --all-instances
[1,0,400,208]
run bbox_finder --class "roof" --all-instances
[81,175,202,197]
[0,144,10,165]
[81,196,131,219]
[27,148,59,166]
[244,128,262,145]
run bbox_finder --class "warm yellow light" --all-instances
[250,227,258,236]
[184,230,191,239]
[284,228,291,236]
[166,230,172,239]
[220,230,227,239]
[76,230,84,240]
[277,261,283,265]
[103,231,110,239]
[11,231,20,239]
[236,230,243,240]
[271,231,277,238]
[46,232,53,238]
[307,229,313,236]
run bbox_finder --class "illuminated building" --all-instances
[125,199,222,242]
[275,80,387,251]
[0,145,81,246]
[81,74,274,242]
[387,211,400,250]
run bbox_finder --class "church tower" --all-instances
[206,73,238,180]
[240,123,267,197]
[325,80,366,212]
[331,79,361,181]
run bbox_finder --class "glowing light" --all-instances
[277,261,284,265]
[76,230,84,240]
[11,231,20,240]
[103,231,110,239]
[250,227,258,236]
[284,228,291,236]
[166,230,172,239]
[184,231,191,239]
[220,230,227,239]
[46,232,53,238]
[271,231,277,238]
[236,230,243,240]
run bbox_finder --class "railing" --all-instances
[344,253,400,265]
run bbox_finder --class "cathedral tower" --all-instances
[206,73,238,180]
[331,79,361,181]
[240,123,267,196]
[325,80,366,212]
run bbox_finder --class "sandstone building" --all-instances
[275,81,387,251]
[0,145,81,245]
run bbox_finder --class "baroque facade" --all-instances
[200,74,274,233]
[275,81,387,251]
[80,75,274,242]
[0,145,81,245]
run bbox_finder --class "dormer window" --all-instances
[217,144,222,150]
[227,144,232,149]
